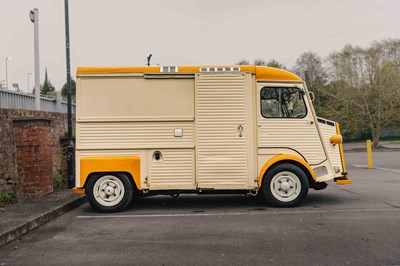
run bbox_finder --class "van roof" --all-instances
[76,65,302,81]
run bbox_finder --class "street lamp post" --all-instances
[27,72,32,92]
[30,8,40,110]
[5,57,11,90]
[64,0,75,189]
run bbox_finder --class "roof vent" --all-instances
[160,66,178,72]
[199,67,241,72]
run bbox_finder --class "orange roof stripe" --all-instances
[77,65,302,81]
[77,66,160,74]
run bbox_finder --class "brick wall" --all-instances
[0,110,17,194]
[0,108,75,199]
[14,119,53,198]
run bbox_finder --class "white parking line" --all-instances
[76,208,400,219]
[353,164,400,173]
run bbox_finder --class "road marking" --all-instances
[353,164,400,173]
[76,208,400,219]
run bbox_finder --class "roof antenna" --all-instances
[147,54,152,66]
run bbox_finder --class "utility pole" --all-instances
[30,8,40,110]
[64,0,75,189]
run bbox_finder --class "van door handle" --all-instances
[238,124,244,137]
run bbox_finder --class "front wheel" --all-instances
[262,163,309,207]
[86,173,134,212]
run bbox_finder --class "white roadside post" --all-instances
[5,57,11,90]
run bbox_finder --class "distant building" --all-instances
[12,83,20,91]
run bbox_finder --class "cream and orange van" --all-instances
[73,65,351,212]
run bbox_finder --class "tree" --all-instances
[293,51,328,114]
[0,80,5,90]
[237,59,250,65]
[41,68,56,95]
[236,58,286,69]
[266,59,286,69]
[61,78,76,99]
[293,52,327,90]
[373,38,400,68]
[325,40,400,147]
[254,59,266,66]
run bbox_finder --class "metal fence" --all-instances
[0,89,75,113]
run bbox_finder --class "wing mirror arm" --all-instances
[308,91,315,102]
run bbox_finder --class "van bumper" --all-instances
[334,174,352,185]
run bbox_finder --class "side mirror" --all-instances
[309,91,315,102]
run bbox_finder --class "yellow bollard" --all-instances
[366,139,373,169]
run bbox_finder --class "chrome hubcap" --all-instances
[104,185,115,196]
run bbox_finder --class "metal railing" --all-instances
[0,89,75,113]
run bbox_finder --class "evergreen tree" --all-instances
[266,59,286,69]
[41,68,56,95]
[61,78,76,99]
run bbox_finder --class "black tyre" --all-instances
[262,163,309,207]
[86,173,134,212]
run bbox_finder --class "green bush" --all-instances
[53,174,64,189]
[64,130,76,138]
[0,191,16,207]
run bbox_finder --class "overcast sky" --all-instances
[0,0,399,92]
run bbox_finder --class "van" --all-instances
[72,65,351,212]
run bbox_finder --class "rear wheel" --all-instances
[87,173,133,212]
[262,163,309,207]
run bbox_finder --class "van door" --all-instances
[195,73,254,189]
[257,83,326,165]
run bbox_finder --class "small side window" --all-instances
[260,87,307,118]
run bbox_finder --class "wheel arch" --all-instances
[258,154,316,188]
[80,156,141,190]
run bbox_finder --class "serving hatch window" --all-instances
[260,87,307,118]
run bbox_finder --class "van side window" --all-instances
[260,87,307,118]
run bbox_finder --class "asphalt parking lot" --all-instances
[1,151,400,266]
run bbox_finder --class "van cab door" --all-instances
[257,83,326,165]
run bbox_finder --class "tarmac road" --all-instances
[0,151,399,266]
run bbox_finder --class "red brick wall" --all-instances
[14,119,53,198]
[0,110,17,194]
[0,108,75,199]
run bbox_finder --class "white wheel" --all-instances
[93,175,125,207]
[262,163,309,207]
[270,171,301,202]
[87,173,134,212]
